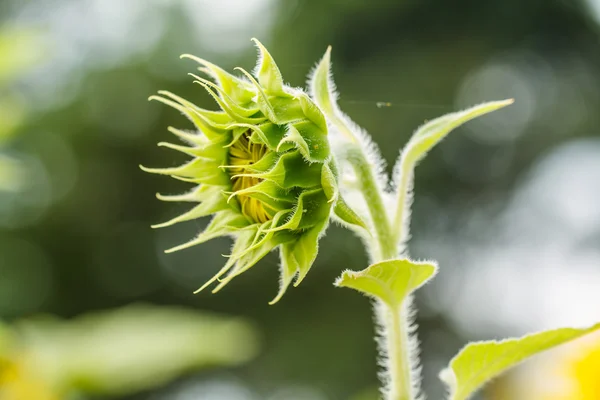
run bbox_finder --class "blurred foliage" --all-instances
[0,0,599,399]
[0,304,258,399]
[0,28,40,191]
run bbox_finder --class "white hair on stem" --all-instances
[373,295,424,400]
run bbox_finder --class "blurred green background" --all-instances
[2,0,600,399]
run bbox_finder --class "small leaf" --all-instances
[440,323,600,400]
[400,100,514,168]
[335,259,437,307]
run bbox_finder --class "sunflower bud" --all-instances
[143,39,365,303]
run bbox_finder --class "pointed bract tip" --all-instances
[268,293,285,306]
[179,54,188,59]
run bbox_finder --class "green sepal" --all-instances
[152,190,229,229]
[191,77,266,125]
[262,188,323,233]
[320,162,338,202]
[297,92,328,133]
[251,38,286,96]
[165,211,250,253]
[194,227,258,294]
[296,189,331,230]
[166,126,206,147]
[228,150,278,174]
[291,218,328,286]
[264,95,305,124]
[244,122,287,151]
[156,184,227,203]
[335,259,437,307]
[284,120,329,163]
[310,46,337,118]
[270,242,300,304]
[157,140,228,162]
[278,124,309,158]
[180,54,255,104]
[190,73,261,119]
[235,151,322,189]
[213,230,293,292]
[150,92,232,141]
[333,196,369,232]
[140,158,230,186]
[229,179,297,208]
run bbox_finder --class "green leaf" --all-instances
[440,323,600,400]
[390,99,514,246]
[400,100,514,167]
[335,259,437,307]
[14,304,259,396]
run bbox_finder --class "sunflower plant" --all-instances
[143,40,600,400]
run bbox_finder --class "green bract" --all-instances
[143,39,364,303]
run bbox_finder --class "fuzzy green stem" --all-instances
[381,300,413,400]
[326,111,413,400]
[344,145,414,400]
[390,156,413,250]
[345,147,396,261]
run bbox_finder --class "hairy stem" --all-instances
[345,146,396,261]
[390,155,413,251]
[325,110,415,400]
[344,145,415,400]
[377,300,414,400]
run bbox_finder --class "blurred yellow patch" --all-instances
[0,357,59,400]
[490,333,600,400]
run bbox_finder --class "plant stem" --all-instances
[345,146,396,261]
[390,155,412,248]
[344,144,414,400]
[378,299,414,400]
